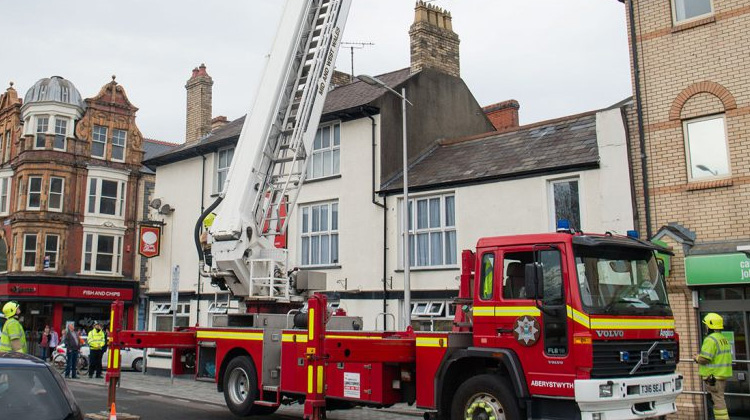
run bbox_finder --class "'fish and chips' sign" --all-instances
[139,225,161,258]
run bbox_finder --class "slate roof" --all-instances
[143,68,414,168]
[141,138,179,174]
[381,110,602,193]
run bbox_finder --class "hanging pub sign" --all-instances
[138,225,161,258]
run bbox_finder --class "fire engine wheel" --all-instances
[223,356,259,417]
[451,375,521,420]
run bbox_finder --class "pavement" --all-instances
[67,372,424,419]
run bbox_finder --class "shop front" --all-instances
[0,276,137,357]
[687,252,750,418]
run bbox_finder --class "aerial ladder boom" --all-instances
[197,0,351,300]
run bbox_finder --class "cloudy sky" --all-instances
[1,0,631,143]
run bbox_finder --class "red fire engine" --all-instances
[105,1,682,418]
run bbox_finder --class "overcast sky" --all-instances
[1,0,631,144]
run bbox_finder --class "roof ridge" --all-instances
[144,138,181,147]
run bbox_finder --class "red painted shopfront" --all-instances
[0,277,138,355]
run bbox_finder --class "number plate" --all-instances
[641,383,664,395]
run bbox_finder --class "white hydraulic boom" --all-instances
[195,0,352,299]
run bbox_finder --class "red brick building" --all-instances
[0,76,145,353]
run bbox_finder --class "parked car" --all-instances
[52,344,144,373]
[104,347,144,372]
[0,351,84,419]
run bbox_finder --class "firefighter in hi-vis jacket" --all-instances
[695,313,732,420]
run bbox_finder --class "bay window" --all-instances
[23,233,37,270]
[35,116,49,149]
[48,177,64,212]
[44,234,59,270]
[87,178,126,217]
[82,232,123,274]
[54,118,68,151]
[27,176,42,210]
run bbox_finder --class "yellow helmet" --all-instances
[2,301,19,318]
[703,313,724,330]
[203,213,216,230]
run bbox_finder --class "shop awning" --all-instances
[685,253,750,286]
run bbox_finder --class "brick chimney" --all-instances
[185,63,213,143]
[331,70,353,88]
[409,1,460,77]
[211,116,228,131]
[484,100,520,132]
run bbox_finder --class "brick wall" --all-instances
[625,1,750,418]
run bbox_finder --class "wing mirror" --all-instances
[524,262,544,300]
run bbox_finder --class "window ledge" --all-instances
[672,15,715,33]
[300,265,341,270]
[686,178,733,191]
[304,174,342,184]
[396,266,460,273]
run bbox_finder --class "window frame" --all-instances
[44,234,59,270]
[548,176,582,231]
[81,232,123,275]
[92,125,108,159]
[299,201,339,267]
[307,122,341,180]
[400,193,457,269]
[35,116,49,149]
[26,176,43,210]
[683,114,731,182]
[216,147,234,193]
[53,117,68,151]
[22,233,37,271]
[671,0,714,25]
[152,303,191,352]
[0,176,11,216]
[111,128,127,162]
[86,177,127,218]
[48,176,64,212]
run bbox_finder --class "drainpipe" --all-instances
[362,107,388,330]
[627,0,653,238]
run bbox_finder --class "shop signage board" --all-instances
[139,225,162,258]
[0,283,134,301]
[685,253,750,286]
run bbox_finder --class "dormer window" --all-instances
[112,129,127,162]
[92,125,107,158]
[35,116,49,149]
[54,118,68,151]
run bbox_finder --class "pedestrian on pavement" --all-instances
[0,301,27,353]
[39,325,51,360]
[87,321,106,378]
[48,327,59,362]
[695,313,733,420]
[63,323,80,379]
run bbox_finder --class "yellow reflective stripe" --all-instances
[282,334,308,343]
[113,350,120,369]
[494,306,540,317]
[589,318,675,330]
[326,335,383,340]
[109,309,114,334]
[307,365,313,393]
[196,331,264,341]
[308,308,315,341]
[472,306,494,317]
[317,365,324,393]
[567,305,591,328]
[416,337,447,348]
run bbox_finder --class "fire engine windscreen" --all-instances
[574,245,671,316]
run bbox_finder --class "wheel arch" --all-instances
[217,347,257,393]
[435,347,528,417]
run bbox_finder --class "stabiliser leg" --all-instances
[303,294,328,420]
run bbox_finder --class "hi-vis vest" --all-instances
[699,331,733,379]
[0,318,27,353]
[87,329,106,350]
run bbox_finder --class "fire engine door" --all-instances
[493,246,574,397]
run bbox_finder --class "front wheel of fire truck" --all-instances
[223,356,259,416]
[451,375,521,420]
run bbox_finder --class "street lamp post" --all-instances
[358,75,413,330]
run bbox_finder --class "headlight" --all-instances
[599,382,614,398]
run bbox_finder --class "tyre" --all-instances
[132,357,143,372]
[78,355,89,376]
[52,354,66,373]
[451,374,521,420]
[223,356,259,417]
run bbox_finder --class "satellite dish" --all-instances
[149,198,162,210]
[159,204,175,215]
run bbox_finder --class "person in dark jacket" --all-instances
[63,323,80,379]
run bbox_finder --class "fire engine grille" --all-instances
[591,340,678,378]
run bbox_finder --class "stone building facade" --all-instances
[0,76,145,354]
[623,0,750,417]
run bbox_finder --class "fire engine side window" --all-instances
[503,251,533,299]
[479,253,494,300]
[539,248,568,356]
